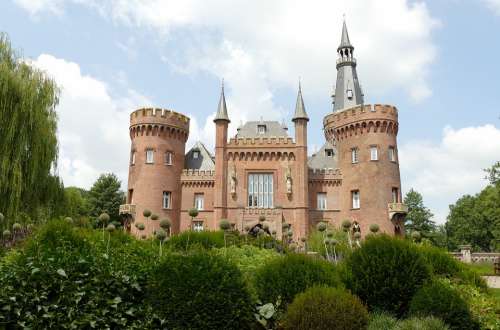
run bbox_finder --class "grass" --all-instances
[490,288,500,300]
[468,262,495,276]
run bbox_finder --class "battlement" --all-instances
[181,169,215,177]
[227,136,295,147]
[130,107,190,131]
[323,104,398,128]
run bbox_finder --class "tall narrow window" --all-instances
[163,191,171,209]
[248,173,273,208]
[351,148,359,164]
[194,193,204,210]
[317,192,327,210]
[165,151,173,165]
[392,187,399,203]
[146,149,154,164]
[352,190,360,209]
[128,189,133,204]
[347,89,353,99]
[370,146,378,161]
[388,147,396,162]
[131,151,136,165]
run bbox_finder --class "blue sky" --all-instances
[1,0,500,223]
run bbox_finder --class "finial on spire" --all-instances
[292,81,309,122]
[214,79,230,123]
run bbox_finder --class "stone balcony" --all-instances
[119,204,136,215]
[388,203,408,222]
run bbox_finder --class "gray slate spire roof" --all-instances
[292,82,309,122]
[333,20,364,112]
[184,141,215,170]
[214,81,230,122]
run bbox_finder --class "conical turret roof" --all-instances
[214,81,230,122]
[292,82,309,122]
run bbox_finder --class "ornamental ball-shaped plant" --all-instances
[341,219,352,231]
[143,209,152,218]
[99,213,110,223]
[12,223,22,231]
[0,212,4,222]
[106,224,116,232]
[150,214,159,221]
[353,232,361,240]
[160,219,171,229]
[289,243,297,251]
[156,228,167,241]
[282,223,290,230]
[287,230,294,237]
[369,224,380,233]
[263,223,270,231]
[271,229,277,235]
[259,215,266,222]
[136,223,145,231]
[300,237,307,242]
[26,224,34,231]
[65,217,73,223]
[411,231,421,241]
[141,234,147,239]
[316,222,327,232]
[326,231,334,238]
[219,219,231,231]
[3,230,11,238]
[244,225,251,232]
[188,208,199,218]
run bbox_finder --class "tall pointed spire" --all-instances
[292,80,309,122]
[214,79,230,122]
[333,19,363,112]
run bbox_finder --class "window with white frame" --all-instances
[131,151,136,165]
[146,149,154,164]
[193,150,199,159]
[388,147,396,162]
[392,187,399,203]
[351,148,359,164]
[162,191,171,209]
[317,192,327,210]
[325,149,334,157]
[352,190,360,209]
[192,221,204,232]
[194,193,204,210]
[257,125,266,134]
[165,151,173,165]
[370,146,378,161]
[248,173,273,208]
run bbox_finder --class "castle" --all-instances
[120,22,408,240]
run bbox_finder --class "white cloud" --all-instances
[13,0,64,16]
[31,54,151,189]
[484,0,500,15]
[399,124,500,224]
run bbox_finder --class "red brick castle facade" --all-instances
[121,22,408,240]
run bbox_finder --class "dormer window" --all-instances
[193,150,200,159]
[325,149,334,157]
[257,125,266,134]
[347,89,353,100]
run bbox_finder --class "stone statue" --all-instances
[285,166,292,195]
[230,164,237,195]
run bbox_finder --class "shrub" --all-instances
[409,280,479,330]
[368,312,399,330]
[396,317,449,330]
[254,253,341,307]
[307,229,351,260]
[281,286,369,330]
[166,230,225,250]
[0,219,157,328]
[147,252,253,329]
[344,235,431,316]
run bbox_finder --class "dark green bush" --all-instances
[281,286,369,330]
[0,219,158,328]
[147,252,253,330]
[166,230,225,250]
[409,280,479,330]
[254,253,341,307]
[344,235,431,316]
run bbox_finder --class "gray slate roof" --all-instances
[308,141,338,169]
[236,121,290,138]
[184,141,215,170]
[292,84,309,121]
[214,84,230,122]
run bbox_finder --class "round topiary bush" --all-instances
[147,252,253,329]
[344,235,431,316]
[12,223,22,231]
[142,209,151,218]
[99,213,110,224]
[369,224,380,233]
[188,208,199,218]
[105,224,115,232]
[317,222,327,232]
[150,214,159,221]
[159,218,171,230]
[0,212,4,222]
[409,280,479,330]
[282,286,369,330]
[254,253,340,307]
[3,229,11,238]
[219,219,231,231]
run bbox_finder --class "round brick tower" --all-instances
[126,108,189,237]
[323,104,404,236]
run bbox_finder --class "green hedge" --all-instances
[282,286,369,330]
[254,253,341,307]
[166,230,226,250]
[409,280,479,330]
[0,220,157,328]
[344,235,431,316]
[147,252,253,330]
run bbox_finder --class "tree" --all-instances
[0,33,61,219]
[404,189,436,238]
[87,174,124,223]
[445,185,499,252]
[63,187,90,219]
[484,161,500,185]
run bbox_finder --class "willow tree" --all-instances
[0,33,60,219]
